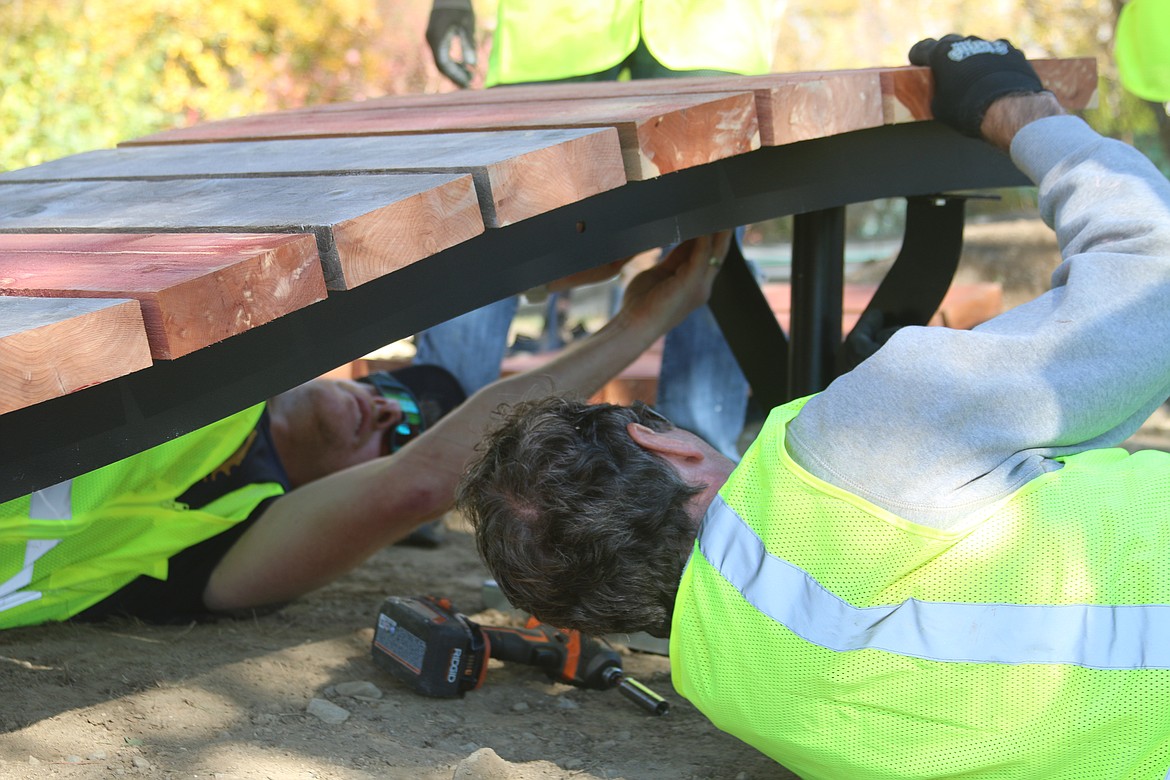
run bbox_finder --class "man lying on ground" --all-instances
[0,231,730,629]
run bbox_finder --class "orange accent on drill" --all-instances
[371,595,669,715]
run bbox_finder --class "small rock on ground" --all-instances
[453,747,515,780]
[306,697,351,724]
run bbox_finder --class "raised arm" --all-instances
[788,36,1170,528]
[203,232,731,610]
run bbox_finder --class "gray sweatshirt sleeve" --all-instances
[785,115,1170,529]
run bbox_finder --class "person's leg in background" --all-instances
[416,45,754,461]
[641,228,752,461]
[405,296,518,546]
[623,45,752,459]
[412,296,519,398]
[656,304,749,459]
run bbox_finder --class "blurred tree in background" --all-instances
[0,0,495,171]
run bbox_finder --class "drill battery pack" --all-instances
[371,595,487,698]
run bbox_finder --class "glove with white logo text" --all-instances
[908,35,1045,138]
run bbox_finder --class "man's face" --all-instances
[268,379,403,485]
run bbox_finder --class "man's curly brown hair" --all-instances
[456,397,701,637]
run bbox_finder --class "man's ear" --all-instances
[627,423,705,462]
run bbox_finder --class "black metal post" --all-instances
[789,207,845,397]
[708,239,789,412]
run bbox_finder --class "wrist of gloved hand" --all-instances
[909,35,1045,138]
[428,7,472,47]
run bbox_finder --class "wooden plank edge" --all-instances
[630,92,760,179]
[120,92,760,149]
[0,233,327,359]
[758,70,885,146]
[331,175,484,289]
[480,126,627,227]
[0,297,152,414]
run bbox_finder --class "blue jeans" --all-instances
[656,303,749,459]
[413,41,751,459]
[413,275,750,460]
[413,296,519,398]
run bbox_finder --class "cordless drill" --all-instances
[371,595,669,715]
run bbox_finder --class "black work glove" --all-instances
[908,35,1045,138]
[426,0,477,88]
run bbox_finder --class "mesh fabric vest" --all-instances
[671,397,1170,779]
[486,0,776,86]
[0,405,282,628]
[1115,0,1170,102]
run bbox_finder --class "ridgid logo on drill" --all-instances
[948,39,1009,61]
[447,648,463,683]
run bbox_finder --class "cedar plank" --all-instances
[0,174,484,290]
[0,296,152,414]
[128,71,882,148]
[5,129,627,229]
[123,93,762,180]
[879,58,1098,124]
[341,71,881,146]
[627,93,758,178]
[0,233,325,359]
[120,56,1097,153]
[752,71,883,145]
[350,71,886,146]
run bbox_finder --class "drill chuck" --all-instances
[601,667,671,716]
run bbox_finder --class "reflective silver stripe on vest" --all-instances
[29,480,73,520]
[0,480,72,613]
[699,496,1170,670]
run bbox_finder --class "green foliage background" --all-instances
[2,0,1166,176]
[0,0,469,171]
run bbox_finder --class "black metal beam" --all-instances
[0,121,1029,501]
[708,239,789,411]
[838,195,969,372]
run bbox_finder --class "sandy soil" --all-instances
[1,218,1156,780]
[0,513,784,780]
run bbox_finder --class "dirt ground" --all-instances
[0,512,785,780]
[1,218,1161,780]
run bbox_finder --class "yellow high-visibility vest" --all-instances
[672,396,1170,779]
[1116,0,1170,102]
[486,0,778,86]
[0,405,282,628]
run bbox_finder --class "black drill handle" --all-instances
[477,618,668,714]
[479,624,564,671]
[479,622,623,690]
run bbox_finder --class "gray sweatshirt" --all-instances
[786,115,1170,529]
